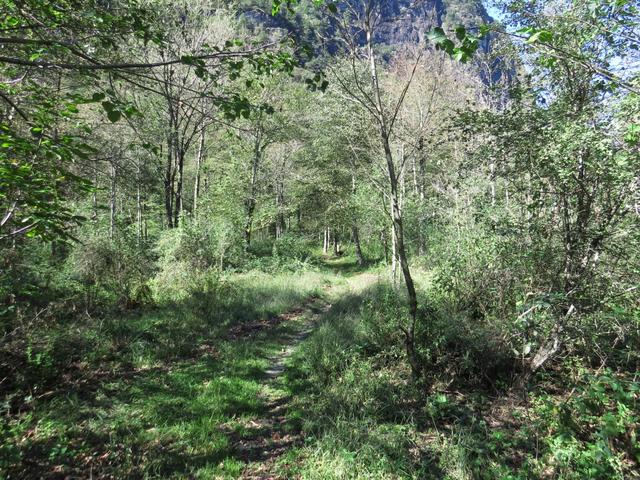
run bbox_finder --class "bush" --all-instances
[534,370,640,479]
[66,228,154,310]
[416,309,515,389]
[154,219,241,271]
[243,235,317,273]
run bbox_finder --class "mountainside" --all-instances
[238,0,493,50]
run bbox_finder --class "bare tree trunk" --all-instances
[193,129,205,215]
[366,18,420,376]
[530,305,576,372]
[352,226,365,266]
[136,161,142,247]
[110,162,117,240]
[92,170,98,221]
[391,222,398,285]
[164,130,175,229]
[173,144,184,227]
[244,141,261,250]
[381,228,389,264]
[143,207,148,240]
[417,139,427,256]
[490,159,496,207]
[275,179,285,239]
[350,171,365,266]
[323,227,329,254]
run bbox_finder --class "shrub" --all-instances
[65,228,154,310]
[534,370,640,479]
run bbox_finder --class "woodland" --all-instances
[0,0,639,478]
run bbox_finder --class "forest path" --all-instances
[229,268,378,479]
[227,285,334,479]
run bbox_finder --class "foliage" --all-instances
[66,228,154,309]
[534,371,639,479]
[1,0,639,477]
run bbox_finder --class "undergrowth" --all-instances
[281,271,640,480]
[0,270,328,478]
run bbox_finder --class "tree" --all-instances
[0,0,302,242]
[312,0,429,378]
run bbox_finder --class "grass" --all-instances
[3,256,636,479]
[0,270,332,479]
[271,264,639,480]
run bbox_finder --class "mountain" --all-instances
[237,0,494,51]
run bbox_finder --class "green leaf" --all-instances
[523,28,553,44]
[101,101,115,112]
[107,110,122,122]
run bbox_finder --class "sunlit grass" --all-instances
[0,270,333,478]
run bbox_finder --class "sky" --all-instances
[484,1,505,23]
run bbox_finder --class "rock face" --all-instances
[370,0,493,45]
[240,0,493,50]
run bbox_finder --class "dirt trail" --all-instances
[230,291,333,480]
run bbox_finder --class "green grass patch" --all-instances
[0,270,330,478]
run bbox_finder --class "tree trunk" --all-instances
[275,179,285,239]
[356,6,421,378]
[323,227,329,254]
[530,305,576,372]
[173,143,184,228]
[352,226,365,266]
[164,130,175,229]
[244,142,261,251]
[136,161,142,247]
[367,24,419,377]
[110,162,116,239]
[350,170,365,266]
[379,229,387,263]
[193,129,205,215]
[391,222,398,285]
[92,170,98,221]
[417,140,427,256]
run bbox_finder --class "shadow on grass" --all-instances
[1,273,328,479]
[277,278,532,479]
[319,255,380,277]
[271,280,445,477]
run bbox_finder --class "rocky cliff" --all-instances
[239,0,493,51]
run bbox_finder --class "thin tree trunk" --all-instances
[164,130,175,229]
[275,178,285,239]
[323,227,329,254]
[110,162,116,239]
[92,170,98,221]
[353,226,364,266]
[391,222,398,285]
[173,143,184,227]
[490,159,496,207]
[244,141,261,250]
[350,170,365,266]
[417,140,427,256]
[193,129,205,215]
[366,16,420,377]
[381,229,389,264]
[136,161,142,247]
